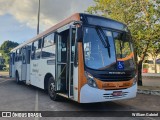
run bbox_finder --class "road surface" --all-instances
[0,75,159,120]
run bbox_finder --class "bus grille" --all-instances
[97,75,133,81]
[103,92,128,99]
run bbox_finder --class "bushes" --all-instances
[143,64,149,69]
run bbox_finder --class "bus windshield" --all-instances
[83,27,135,70]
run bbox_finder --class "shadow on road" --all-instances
[8,79,130,111]
[1,78,144,112]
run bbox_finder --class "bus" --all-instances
[9,13,137,103]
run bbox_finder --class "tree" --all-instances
[0,40,19,52]
[148,40,160,73]
[87,0,160,85]
[0,40,19,64]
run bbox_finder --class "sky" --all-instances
[0,0,94,45]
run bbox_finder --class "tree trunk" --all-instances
[154,58,157,73]
[138,60,143,86]
[137,41,151,86]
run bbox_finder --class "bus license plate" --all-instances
[112,91,123,96]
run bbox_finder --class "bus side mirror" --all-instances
[74,27,83,67]
[77,27,83,42]
[122,32,127,41]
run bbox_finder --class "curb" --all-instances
[137,89,160,96]
[0,76,9,78]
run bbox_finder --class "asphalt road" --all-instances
[0,77,160,120]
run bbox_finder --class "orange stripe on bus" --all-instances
[95,78,133,90]
[78,43,87,102]
[117,52,134,61]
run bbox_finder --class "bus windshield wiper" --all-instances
[95,26,111,58]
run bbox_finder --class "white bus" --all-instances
[10,13,137,103]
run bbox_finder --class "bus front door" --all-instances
[55,26,75,98]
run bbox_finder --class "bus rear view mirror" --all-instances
[77,27,83,42]
[74,27,83,67]
[122,32,126,41]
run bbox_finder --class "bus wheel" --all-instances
[48,77,58,101]
[15,72,21,84]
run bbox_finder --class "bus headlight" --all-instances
[132,75,137,86]
[85,72,98,88]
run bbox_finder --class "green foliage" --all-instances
[87,0,160,85]
[148,40,160,58]
[87,0,160,61]
[143,63,149,69]
[0,40,19,64]
[0,40,19,52]
[148,40,160,73]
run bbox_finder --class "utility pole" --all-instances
[37,0,40,35]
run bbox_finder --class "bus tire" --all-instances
[48,77,58,101]
[15,72,21,84]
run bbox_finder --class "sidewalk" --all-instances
[138,73,160,96]
[142,73,160,77]
[138,86,160,96]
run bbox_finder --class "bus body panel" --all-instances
[11,64,15,78]
[30,58,55,89]
[21,63,27,80]
[73,66,79,101]
[26,64,30,84]
[80,83,137,103]
[15,61,22,81]
[39,59,55,89]
[9,13,137,103]
[77,43,88,102]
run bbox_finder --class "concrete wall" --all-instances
[142,53,160,73]
[147,64,160,73]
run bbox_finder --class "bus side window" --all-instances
[36,39,42,59]
[15,49,19,62]
[26,44,31,64]
[31,39,42,60]
[31,43,35,60]
[22,47,26,64]
[13,53,15,65]
[42,33,55,58]
[19,48,22,61]
[43,33,54,47]
[15,50,17,62]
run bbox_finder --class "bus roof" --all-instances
[11,13,127,52]
[11,13,80,52]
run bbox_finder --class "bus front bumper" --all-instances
[80,83,137,103]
